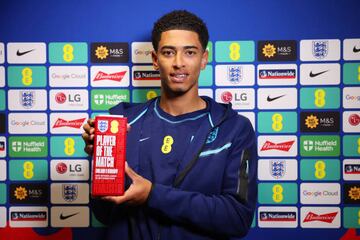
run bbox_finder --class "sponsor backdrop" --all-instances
[0,0,359,239]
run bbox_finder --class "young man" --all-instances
[83,10,257,240]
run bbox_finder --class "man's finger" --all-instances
[127,124,131,132]
[125,162,139,180]
[83,123,95,135]
[88,118,95,126]
[102,195,128,204]
[84,145,94,155]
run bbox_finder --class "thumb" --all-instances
[125,162,139,181]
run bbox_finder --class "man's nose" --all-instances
[172,53,185,68]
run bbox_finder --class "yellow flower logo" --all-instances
[305,115,319,129]
[14,186,28,200]
[95,46,109,60]
[349,186,360,200]
[262,43,276,58]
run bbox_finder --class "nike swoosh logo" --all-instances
[309,70,329,78]
[16,49,35,56]
[267,95,285,102]
[60,212,79,220]
[353,46,360,53]
[139,137,150,142]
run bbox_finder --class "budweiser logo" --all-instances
[260,140,295,152]
[93,71,126,81]
[303,211,338,223]
[53,118,86,129]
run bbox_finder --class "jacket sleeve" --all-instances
[146,119,258,237]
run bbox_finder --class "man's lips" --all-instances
[170,73,188,82]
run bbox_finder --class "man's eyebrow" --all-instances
[160,45,199,50]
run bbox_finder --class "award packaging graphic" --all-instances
[91,115,127,196]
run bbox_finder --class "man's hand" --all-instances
[102,163,152,205]
[82,118,131,156]
[82,118,95,155]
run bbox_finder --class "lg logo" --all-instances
[56,162,82,174]
[55,92,81,104]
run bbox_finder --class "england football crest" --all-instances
[312,41,328,59]
[98,120,109,133]
[20,91,35,109]
[227,66,242,84]
[270,160,286,179]
[206,127,219,144]
[62,184,78,202]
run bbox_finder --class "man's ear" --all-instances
[200,50,209,70]
[152,51,159,70]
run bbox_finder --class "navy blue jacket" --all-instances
[91,96,257,240]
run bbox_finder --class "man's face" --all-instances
[152,30,208,96]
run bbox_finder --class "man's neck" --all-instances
[159,92,206,116]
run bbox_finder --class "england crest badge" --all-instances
[62,184,78,202]
[227,66,242,84]
[97,120,109,133]
[270,159,286,179]
[312,40,328,59]
[20,91,35,109]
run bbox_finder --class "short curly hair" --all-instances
[151,10,209,51]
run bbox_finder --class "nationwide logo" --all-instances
[305,115,319,129]
[260,141,295,152]
[93,71,126,82]
[52,118,86,129]
[312,41,329,59]
[270,160,286,179]
[133,70,160,80]
[259,69,296,79]
[91,42,129,63]
[349,114,360,126]
[259,211,296,222]
[0,141,4,152]
[19,91,35,109]
[11,211,47,221]
[221,91,233,103]
[258,40,297,61]
[227,66,243,83]
[303,211,337,223]
[344,164,360,174]
[10,183,48,204]
[95,46,109,60]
